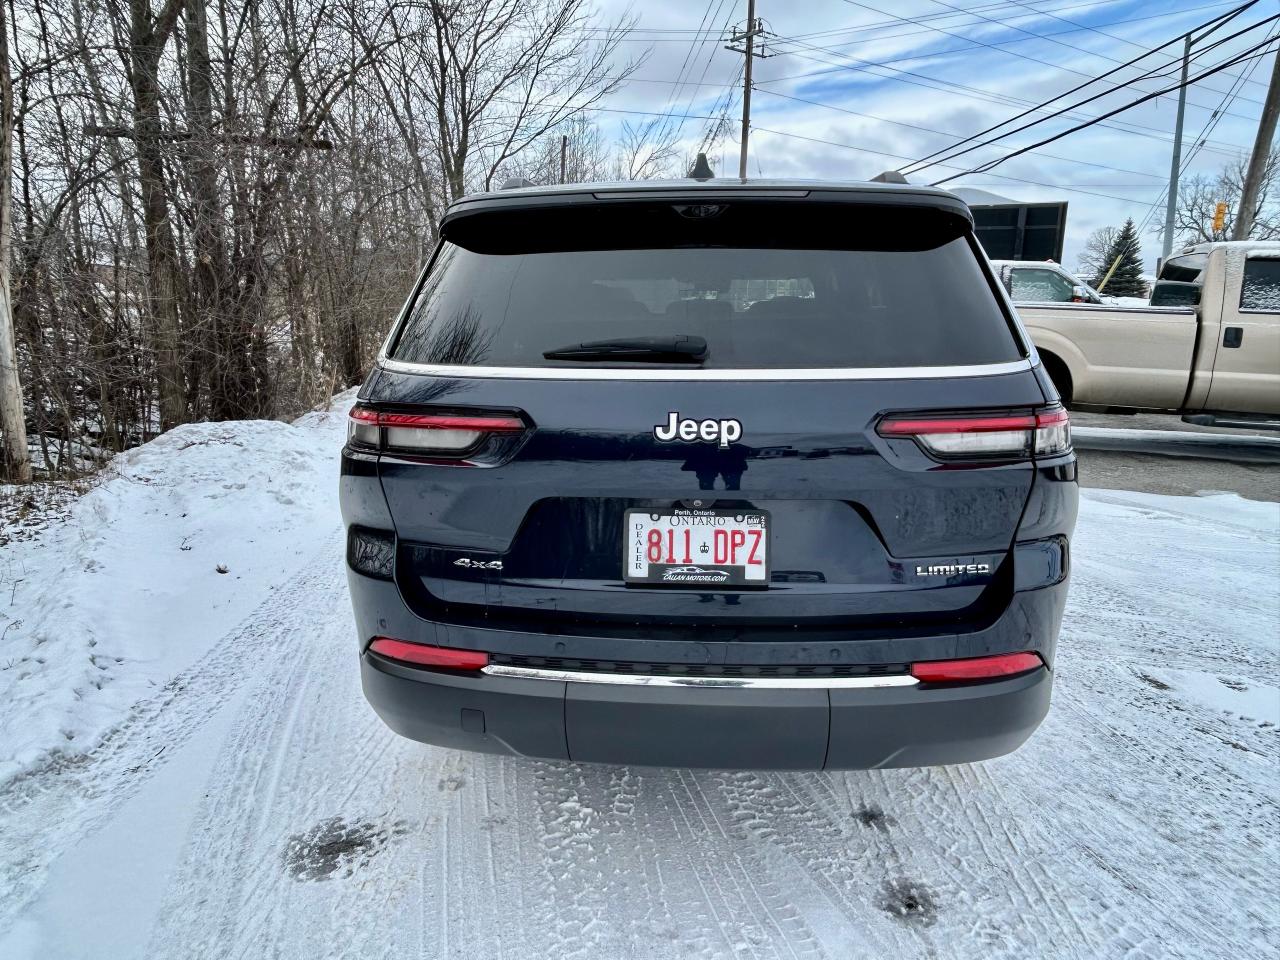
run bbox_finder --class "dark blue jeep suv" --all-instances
[341,178,1077,770]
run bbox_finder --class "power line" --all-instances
[749,124,1164,203]
[917,0,1266,107]
[902,6,1275,177]
[764,0,1250,99]
[698,60,746,155]
[488,93,1169,202]
[999,0,1272,92]
[648,0,723,147]
[756,0,1268,145]
[832,0,1264,120]
[784,0,1244,47]
[757,41,1252,157]
[1136,25,1278,238]
[754,88,1169,181]
[672,0,736,140]
[931,32,1280,185]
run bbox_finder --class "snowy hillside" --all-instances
[0,393,355,782]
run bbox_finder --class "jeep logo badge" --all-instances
[654,412,743,449]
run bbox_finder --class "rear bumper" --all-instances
[361,650,1051,770]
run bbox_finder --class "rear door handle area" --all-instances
[1223,326,1243,348]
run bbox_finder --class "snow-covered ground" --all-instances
[0,407,1276,960]
[0,398,354,783]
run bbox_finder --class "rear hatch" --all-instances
[360,189,1052,639]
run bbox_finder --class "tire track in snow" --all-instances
[972,658,1278,958]
[0,531,344,933]
[1045,666,1278,956]
[421,752,540,960]
[526,761,606,958]
[144,569,422,960]
[675,770,826,960]
[931,762,1104,955]
[512,761,833,960]
[711,770,908,959]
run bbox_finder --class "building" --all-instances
[952,188,1068,263]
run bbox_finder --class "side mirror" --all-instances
[1071,285,1086,303]
[1149,280,1201,307]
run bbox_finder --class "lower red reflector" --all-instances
[910,651,1043,684]
[368,637,489,670]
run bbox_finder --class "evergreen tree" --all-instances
[1093,218,1146,297]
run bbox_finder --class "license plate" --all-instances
[624,508,770,586]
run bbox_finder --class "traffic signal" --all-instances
[1213,201,1228,233]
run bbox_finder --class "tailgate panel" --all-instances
[372,368,1044,628]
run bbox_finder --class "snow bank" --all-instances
[0,393,355,782]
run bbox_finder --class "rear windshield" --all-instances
[1159,253,1207,283]
[389,201,1023,369]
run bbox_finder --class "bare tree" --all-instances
[1077,225,1119,286]
[615,118,680,181]
[417,0,638,201]
[1170,151,1280,246]
[4,0,647,478]
[125,0,189,430]
[502,114,611,184]
[0,0,30,481]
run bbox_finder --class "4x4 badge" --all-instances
[654,412,743,449]
[454,558,503,570]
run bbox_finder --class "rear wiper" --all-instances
[543,334,708,363]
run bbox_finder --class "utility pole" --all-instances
[726,1,766,181]
[1232,50,1280,241]
[560,134,568,184]
[1162,36,1192,263]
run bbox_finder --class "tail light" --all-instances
[348,404,527,457]
[368,637,489,670]
[878,407,1070,462]
[910,651,1043,684]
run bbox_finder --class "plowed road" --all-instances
[2,491,1277,960]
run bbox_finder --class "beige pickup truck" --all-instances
[1011,241,1280,422]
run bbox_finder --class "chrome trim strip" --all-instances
[375,356,1034,381]
[481,663,918,689]
[1016,301,1194,316]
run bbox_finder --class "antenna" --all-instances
[688,153,715,181]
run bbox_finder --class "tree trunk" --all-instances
[184,0,235,420]
[0,0,31,482]
[129,0,188,431]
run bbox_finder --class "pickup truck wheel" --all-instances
[1040,353,1073,406]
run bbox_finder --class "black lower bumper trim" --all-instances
[361,652,1051,770]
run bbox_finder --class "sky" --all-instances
[581,0,1278,275]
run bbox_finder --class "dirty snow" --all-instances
[0,407,1277,959]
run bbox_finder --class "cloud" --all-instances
[587,0,1272,271]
